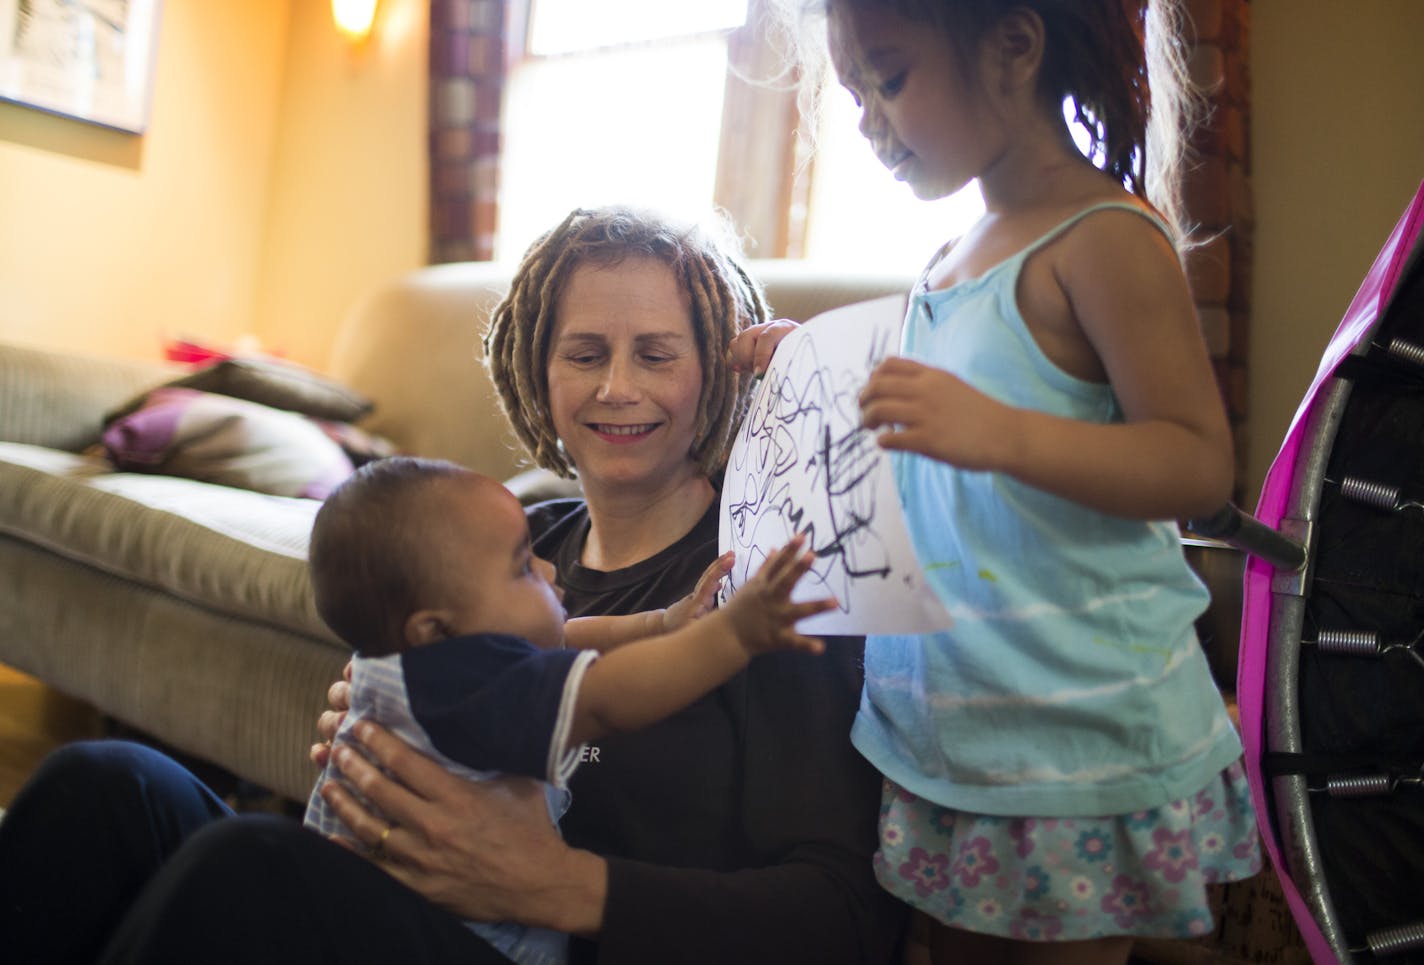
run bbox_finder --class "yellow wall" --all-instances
[1248,0,1424,499]
[0,1,290,361]
[0,0,427,369]
[253,0,428,368]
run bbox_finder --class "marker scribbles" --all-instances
[719,295,953,634]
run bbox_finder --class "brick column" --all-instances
[428,0,506,263]
[1183,0,1253,501]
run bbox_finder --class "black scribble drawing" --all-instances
[722,323,900,612]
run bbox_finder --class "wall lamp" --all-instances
[332,0,379,43]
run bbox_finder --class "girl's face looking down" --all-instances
[828,3,1002,201]
[546,256,706,496]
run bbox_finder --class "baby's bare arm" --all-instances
[567,537,833,746]
[562,551,733,653]
[563,613,662,654]
[660,550,734,632]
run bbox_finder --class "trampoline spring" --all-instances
[1339,475,1424,513]
[1313,629,1382,656]
[1324,772,1396,797]
[1306,630,1424,673]
[1385,337,1424,369]
[1367,919,1424,957]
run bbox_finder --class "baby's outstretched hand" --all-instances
[721,534,835,656]
[662,550,734,632]
[728,318,800,378]
[860,356,1015,471]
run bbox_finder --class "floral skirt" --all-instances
[873,760,1263,942]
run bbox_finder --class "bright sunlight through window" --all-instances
[497,37,730,262]
[496,2,986,271]
[527,0,749,55]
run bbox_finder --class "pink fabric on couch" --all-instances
[102,387,354,499]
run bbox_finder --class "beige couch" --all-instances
[0,260,914,802]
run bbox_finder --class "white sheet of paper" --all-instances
[718,295,954,634]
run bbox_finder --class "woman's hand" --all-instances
[310,659,354,768]
[320,721,609,935]
[859,357,1018,472]
[728,318,800,377]
[661,550,733,632]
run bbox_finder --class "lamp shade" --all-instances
[332,0,378,41]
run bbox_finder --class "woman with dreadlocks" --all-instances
[0,207,904,965]
[315,206,905,964]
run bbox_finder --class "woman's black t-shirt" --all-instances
[526,497,904,965]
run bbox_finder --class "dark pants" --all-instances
[0,740,510,964]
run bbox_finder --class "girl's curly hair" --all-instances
[775,0,1202,246]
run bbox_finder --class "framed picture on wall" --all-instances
[0,0,162,134]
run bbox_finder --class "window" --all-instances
[498,38,733,260]
[524,0,748,55]
[496,1,983,271]
[498,2,747,260]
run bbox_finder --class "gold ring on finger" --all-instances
[372,823,393,861]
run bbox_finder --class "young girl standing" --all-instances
[745,1,1262,961]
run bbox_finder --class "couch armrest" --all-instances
[0,341,178,452]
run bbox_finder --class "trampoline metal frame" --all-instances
[1255,215,1424,964]
[1265,373,1355,963]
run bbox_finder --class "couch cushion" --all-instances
[0,442,338,646]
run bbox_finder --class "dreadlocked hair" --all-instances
[483,206,767,479]
[774,0,1202,247]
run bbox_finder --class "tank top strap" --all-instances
[915,236,958,291]
[914,202,1174,299]
[1017,201,1174,262]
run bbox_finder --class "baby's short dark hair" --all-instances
[308,456,469,656]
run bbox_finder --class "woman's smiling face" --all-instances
[546,255,705,495]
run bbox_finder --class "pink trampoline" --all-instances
[1218,178,1424,963]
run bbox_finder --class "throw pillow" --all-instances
[101,388,355,499]
[108,356,374,425]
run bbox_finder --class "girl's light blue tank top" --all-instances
[850,202,1243,818]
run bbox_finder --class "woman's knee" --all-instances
[99,816,416,964]
[27,739,214,799]
[113,816,507,965]
[0,742,231,965]
[34,739,170,787]
[176,814,303,870]
[12,739,232,851]
[162,815,348,906]
[16,740,170,817]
